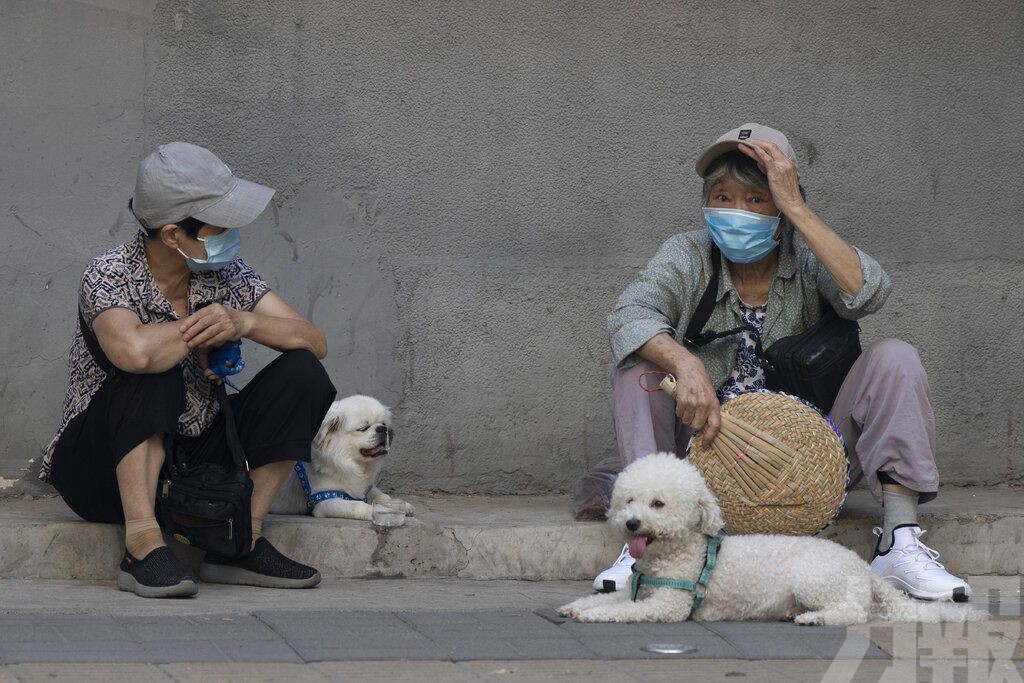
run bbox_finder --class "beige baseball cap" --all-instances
[131,142,275,230]
[694,123,797,177]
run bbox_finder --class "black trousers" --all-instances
[50,349,336,524]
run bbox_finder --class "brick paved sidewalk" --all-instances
[1,578,1021,681]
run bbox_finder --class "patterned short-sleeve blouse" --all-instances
[718,302,767,400]
[40,232,270,481]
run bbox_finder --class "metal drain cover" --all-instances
[641,643,698,655]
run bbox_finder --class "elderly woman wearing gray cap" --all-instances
[42,143,336,598]
[592,123,971,603]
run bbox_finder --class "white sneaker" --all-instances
[592,544,636,592]
[869,525,971,602]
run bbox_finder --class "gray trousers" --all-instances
[611,338,939,504]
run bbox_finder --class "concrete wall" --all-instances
[2,0,1021,493]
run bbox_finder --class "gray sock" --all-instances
[879,490,918,552]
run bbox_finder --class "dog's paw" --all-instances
[794,611,825,626]
[556,604,578,619]
[570,608,608,623]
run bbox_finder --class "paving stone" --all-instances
[462,659,632,682]
[315,661,483,682]
[114,614,281,642]
[800,629,890,661]
[422,635,596,661]
[610,658,792,683]
[504,638,601,660]
[136,640,239,664]
[161,662,328,682]
[403,611,572,639]
[701,621,846,659]
[0,624,59,644]
[256,610,410,633]
[9,663,171,682]
[283,632,445,662]
[211,638,302,663]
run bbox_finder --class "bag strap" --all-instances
[684,244,760,349]
[215,381,249,472]
[682,243,721,347]
[77,308,114,373]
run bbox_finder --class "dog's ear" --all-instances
[326,415,344,435]
[698,493,725,536]
[314,415,343,448]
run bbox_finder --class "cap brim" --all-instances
[695,140,745,177]
[191,178,275,228]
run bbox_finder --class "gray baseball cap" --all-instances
[694,123,797,177]
[131,142,275,230]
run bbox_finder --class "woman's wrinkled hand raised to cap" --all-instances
[738,139,805,216]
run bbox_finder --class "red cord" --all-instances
[638,371,674,393]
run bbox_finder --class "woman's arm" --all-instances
[637,332,721,442]
[92,308,191,373]
[738,140,863,297]
[782,205,863,296]
[179,291,328,359]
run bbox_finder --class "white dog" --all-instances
[270,395,414,521]
[558,453,984,625]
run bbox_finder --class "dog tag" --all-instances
[641,643,698,655]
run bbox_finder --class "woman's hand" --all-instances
[193,347,223,384]
[738,139,805,216]
[670,354,722,443]
[179,303,250,350]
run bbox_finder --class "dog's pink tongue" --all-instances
[628,536,647,560]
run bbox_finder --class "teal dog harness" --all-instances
[629,530,725,618]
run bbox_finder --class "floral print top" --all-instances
[718,303,767,400]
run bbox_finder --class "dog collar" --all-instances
[294,462,372,513]
[629,530,725,618]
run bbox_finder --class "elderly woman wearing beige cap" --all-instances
[591,123,971,603]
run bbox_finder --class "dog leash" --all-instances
[294,461,373,513]
[629,530,725,618]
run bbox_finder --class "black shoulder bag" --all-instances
[683,245,861,413]
[78,309,253,558]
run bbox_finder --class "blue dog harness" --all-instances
[294,462,372,513]
[629,530,725,618]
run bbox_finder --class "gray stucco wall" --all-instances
[2,0,1021,493]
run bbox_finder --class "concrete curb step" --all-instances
[0,488,1019,581]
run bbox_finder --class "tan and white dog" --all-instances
[270,395,414,520]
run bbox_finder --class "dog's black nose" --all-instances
[375,425,388,434]
[626,518,641,532]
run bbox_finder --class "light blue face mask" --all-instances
[178,228,242,272]
[702,207,781,264]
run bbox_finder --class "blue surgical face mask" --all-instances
[178,228,242,272]
[702,207,781,264]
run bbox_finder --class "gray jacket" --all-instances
[607,229,892,387]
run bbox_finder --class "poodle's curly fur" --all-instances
[558,453,985,625]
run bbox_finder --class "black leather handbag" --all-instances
[77,309,253,558]
[683,244,861,413]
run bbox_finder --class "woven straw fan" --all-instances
[658,375,796,501]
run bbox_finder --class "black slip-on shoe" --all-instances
[116,547,199,599]
[199,537,321,589]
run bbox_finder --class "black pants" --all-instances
[50,349,336,524]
